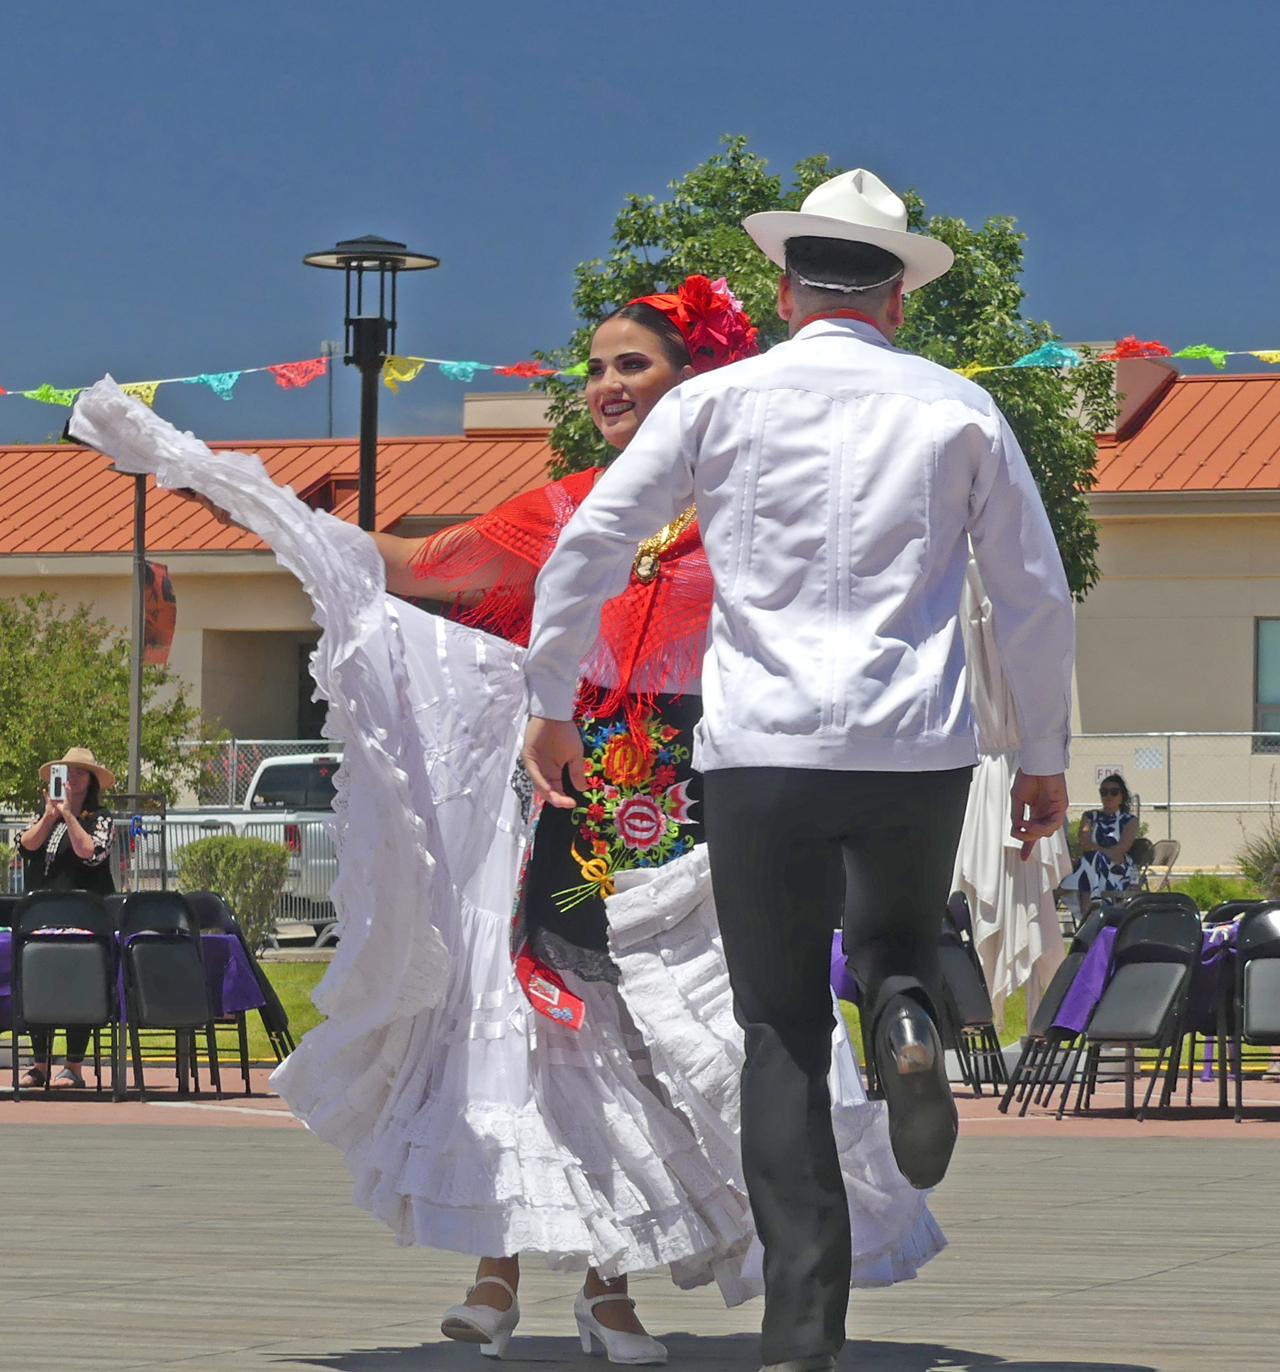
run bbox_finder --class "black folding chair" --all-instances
[185,890,293,1058]
[1233,906,1280,1123]
[1070,899,1203,1120]
[1180,901,1267,1109]
[119,891,222,1100]
[0,894,20,928]
[10,891,119,1100]
[182,889,271,1092]
[936,892,1005,1094]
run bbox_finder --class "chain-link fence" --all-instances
[0,811,337,941]
[1069,733,1280,871]
[182,738,342,807]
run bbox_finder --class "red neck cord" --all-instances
[796,307,887,338]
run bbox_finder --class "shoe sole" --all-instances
[876,1031,958,1190]
[441,1318,497,1344]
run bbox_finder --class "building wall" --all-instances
[0,552,319,738]
[1076,506,1280,732]
[1073,501,1280,867]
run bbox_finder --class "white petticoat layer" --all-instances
[609,848,945,1289]
[69,377,942,1297]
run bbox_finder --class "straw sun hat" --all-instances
[40,746,117,790]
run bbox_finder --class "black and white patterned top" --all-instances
[21,809,115,894]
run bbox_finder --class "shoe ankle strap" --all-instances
[469,1276,517,1301]
[583,1291,635,1310]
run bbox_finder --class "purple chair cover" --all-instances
[0,931,11,1031]
[830,930,859,1003]
[1052,926,1117,1033]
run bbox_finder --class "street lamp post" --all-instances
[303,235,438,530]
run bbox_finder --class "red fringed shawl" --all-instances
[412,471,713,732]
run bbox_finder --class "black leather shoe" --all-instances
[874,993,958,1189]
[760,1358,835,1372]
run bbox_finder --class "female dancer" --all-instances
[69,280,942,1365]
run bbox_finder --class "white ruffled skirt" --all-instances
[70,377,944,1303]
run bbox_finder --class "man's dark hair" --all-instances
[785,236,904,307]
[596,301,692,371]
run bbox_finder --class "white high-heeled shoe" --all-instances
[440,1275,520,1358]
[574,1290,667,1365]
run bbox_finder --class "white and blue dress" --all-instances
[1067,808,1138,895]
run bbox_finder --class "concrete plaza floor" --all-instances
[1,1119,1275,1372]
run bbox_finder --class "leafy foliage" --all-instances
[1172,870,1262,911]
[175,834,290,951]
[0,593,214,811]
[1236,819,1280,900]
[533,135,1113,598]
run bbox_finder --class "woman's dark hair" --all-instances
[595,301,692,371]
[1098,773,1131,812]
[82,773,101,814]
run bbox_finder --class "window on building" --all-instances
[1255,619,1280,751]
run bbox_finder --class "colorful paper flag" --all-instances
[381,355,427,393]
[1099,336,1172,360]
[493,360,558,378]
[268,357,328,389]
[1173,344,1228,369]
[22,383,80,405]
[438,361,489,382]
[1012,342,1081,368]
[120,381,161,407]
[182,371,242,400]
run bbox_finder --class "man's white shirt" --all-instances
[525,316,1074,777]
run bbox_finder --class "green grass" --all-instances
[839,984,1028,1056]
[240,960,327,1063]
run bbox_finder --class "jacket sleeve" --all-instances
[525,390,695,720]
[966,413,1075,776]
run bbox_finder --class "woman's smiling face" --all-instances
[585,317,692,450]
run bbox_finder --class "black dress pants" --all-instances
[702,765,972,1363]
[29,1027,92,1063]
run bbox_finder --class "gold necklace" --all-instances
[633,505,697,583]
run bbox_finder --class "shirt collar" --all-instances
[792,314,895,348]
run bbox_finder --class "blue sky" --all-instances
[1,2,1276,443]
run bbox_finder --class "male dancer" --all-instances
[522,169,1072,1372]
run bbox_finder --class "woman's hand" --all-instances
[175,488,247,532]
[19,791,61,851]
[523,716,587,809]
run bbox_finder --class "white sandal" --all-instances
[574,1290,667,1365]
[441,1275,520,1359]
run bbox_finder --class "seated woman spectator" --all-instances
[17,747,116,1088]
[1063,773,1140,901]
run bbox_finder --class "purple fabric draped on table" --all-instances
[0,930,264,1029]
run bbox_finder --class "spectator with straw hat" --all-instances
[16,746,117,1088]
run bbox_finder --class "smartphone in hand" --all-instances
[48,764,68,802]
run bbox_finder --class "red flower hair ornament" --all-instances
[630,275,759,373]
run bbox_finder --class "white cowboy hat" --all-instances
[40,746,117,791]
[743,168,954,292]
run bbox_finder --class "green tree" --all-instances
[0,593,213,811]
[534,135,1114,598]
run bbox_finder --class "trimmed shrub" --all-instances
[1237,817,1280,900]
[175,835,289,950]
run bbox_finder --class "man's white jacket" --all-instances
[525,316,1074,778]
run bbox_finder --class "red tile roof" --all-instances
[1094,373,1280,493]
[0,433,555,554]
